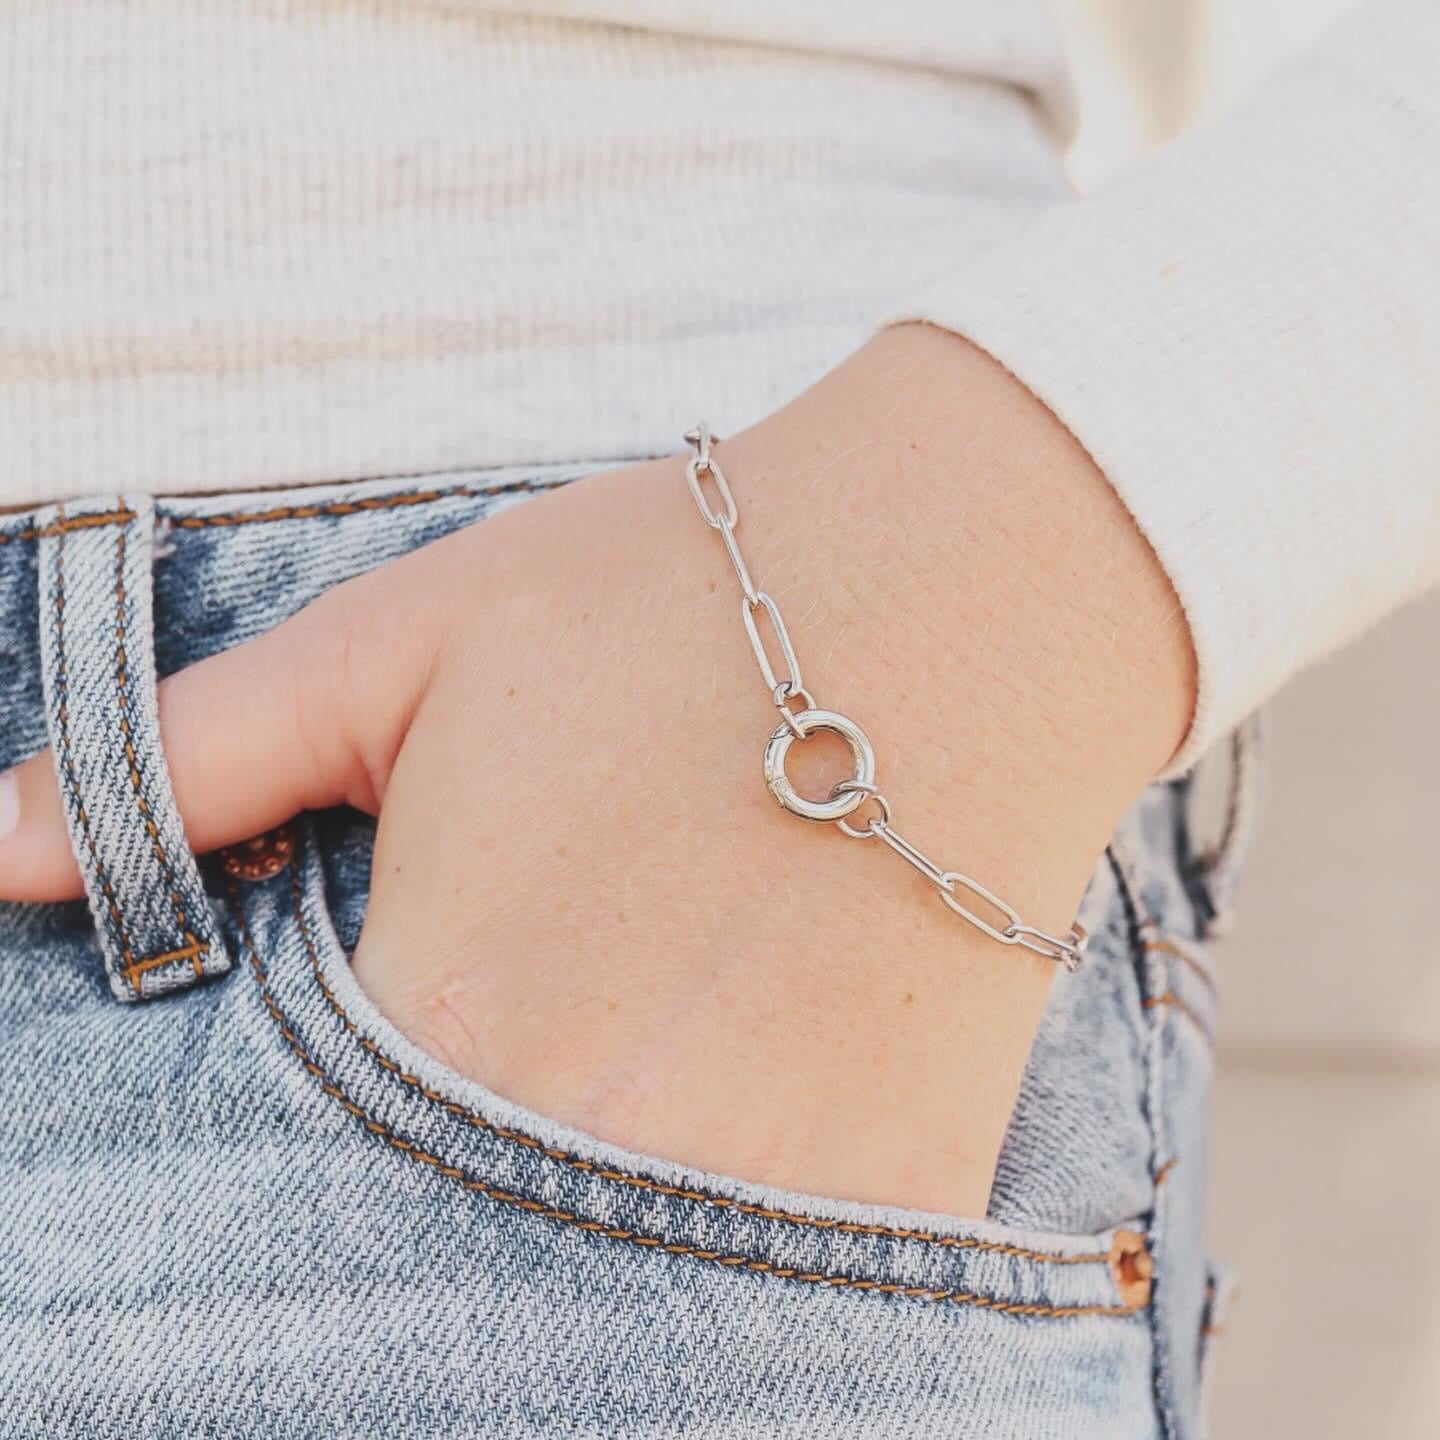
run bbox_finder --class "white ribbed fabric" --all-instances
[894,0,1440,773]
[3,1,1439,771]
[0,2,1066,499]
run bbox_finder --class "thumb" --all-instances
[0,571,440,903]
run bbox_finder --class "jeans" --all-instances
[0,468,1257,1438]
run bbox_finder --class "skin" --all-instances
[0,324,1194,1217]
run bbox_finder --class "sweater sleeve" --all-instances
[887,0,1440,776]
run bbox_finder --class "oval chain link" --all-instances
[683,426,1088,973]
[742,592,804,709]
[682,424,737,529]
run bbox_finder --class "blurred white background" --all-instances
[1058,1,1440,1435]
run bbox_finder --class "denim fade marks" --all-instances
[0,467,1258,1438]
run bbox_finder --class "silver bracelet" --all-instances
[682,424,1089,973]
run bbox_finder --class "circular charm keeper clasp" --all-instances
[762,708,877,824]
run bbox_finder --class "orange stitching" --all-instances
[231,882,1138,1319]
[165,486,469,528]
[0,509,138,545]
[48,507,139,987]
[0,475,569,548]
[1143,991,1212,1042]
[1152,1158,1179,1188]
[44,508,139,537]
[123,940,210,979]
[111,521,209,992]
[284,870,1110,1267]
[1141,936,1217,994]
[161,475,567,531]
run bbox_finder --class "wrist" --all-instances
[713,323,1195,915]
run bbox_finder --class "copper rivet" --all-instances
[219,824,295,882]
[1108,1229,1155,1310]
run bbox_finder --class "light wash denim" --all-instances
[0,469,1256,1438]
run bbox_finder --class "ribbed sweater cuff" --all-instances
[885,213,1275,780]
[885,1,1440,778]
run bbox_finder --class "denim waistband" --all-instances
[0,466,1263,1005]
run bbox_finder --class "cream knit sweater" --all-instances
[3,1,1438,772]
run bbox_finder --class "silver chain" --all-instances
[682,424,1089,973]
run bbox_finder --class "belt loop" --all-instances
[36,495,231,1002]
[1195,710,1266,938]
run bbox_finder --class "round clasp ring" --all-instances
[762,708,877,824]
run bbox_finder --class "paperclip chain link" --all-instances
[682,424,1088,973]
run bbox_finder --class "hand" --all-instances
[0,325,1194,1216]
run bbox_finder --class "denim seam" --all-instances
[1132,916,1217,1048]
[0,508,138,546]
[49,507,139,989]
[1144,927,1179,1440]
[281,866,1112,1269]
[0,477,569,549]
[110,520,209,991]
[157,474,571,531]
[1104,840,1172,1437]
[231,875,1140,1319]
[1141,992,1214,1048]
[1140,933,1217,996]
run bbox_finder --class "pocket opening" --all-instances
[224,816,1154,1319]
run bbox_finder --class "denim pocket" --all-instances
[227,809,1156,1319]
[202,808,1177,1436]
